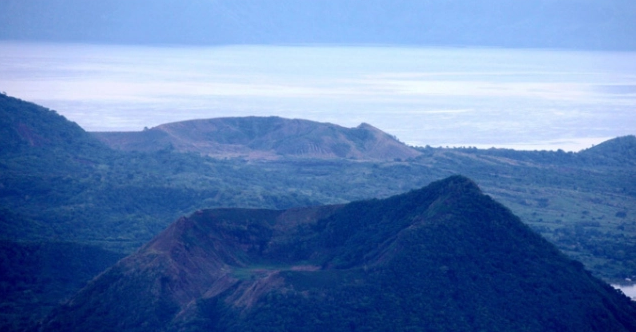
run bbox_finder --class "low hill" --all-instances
[34,176,636,332]
[92,117,422,161]
[2,94,635,331]
[0,94,104,155]
[579,135,636,165]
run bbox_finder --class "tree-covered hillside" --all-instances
[34,177,636,332]
[1,94,635,330]
[0,241,123,332]
[2,93,635,276]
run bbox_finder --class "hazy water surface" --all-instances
[1,42,635,150]
[614,284,636,301]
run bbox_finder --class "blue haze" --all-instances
[1,42,635,151]
[1,0,635,50]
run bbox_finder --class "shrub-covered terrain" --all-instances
[1,94,635,330]
[34,177,636,332]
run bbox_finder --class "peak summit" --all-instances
[36,176,636,332]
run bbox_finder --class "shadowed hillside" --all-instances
[0,93,105,155]
[34,176,636,332]
[2,94,635,331]
[93,117,422,161]
[0,241,123,332]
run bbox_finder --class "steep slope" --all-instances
[4,94,635,330]
[93,117,421,160]
[0,94,114,241]
[0,96,324,248]
[0,94,104,155]
[35,176,636,332]
[0,94,327,331]
[0,95,130,330]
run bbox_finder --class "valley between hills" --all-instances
[1,93,636,331]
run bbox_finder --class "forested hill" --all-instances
[92,117,422,161]
[0,93,105,155]
[34,176,636,332]
[579,135,636,164]
[2,93,635,280]
[2,94,635,331]
[1,0,635,50]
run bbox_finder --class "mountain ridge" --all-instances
[92,116,422,161]
[0,94,105,155]
[3,94,636,331]
[34,176,636,331]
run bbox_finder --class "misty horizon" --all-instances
[2,42,635,152]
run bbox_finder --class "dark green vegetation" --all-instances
[1,0,635,50]
[33,177,636,332]
[412,142,636,282]
[1,94,635,330]
[0,241,123,332]
[0,94,321,251]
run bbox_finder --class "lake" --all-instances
[614,284,636,301]
[1,42,635,151]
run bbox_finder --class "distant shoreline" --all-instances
[2,42,635,152]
